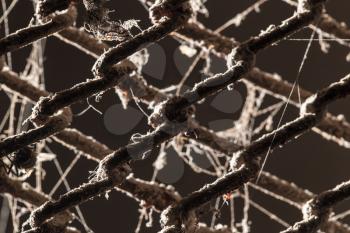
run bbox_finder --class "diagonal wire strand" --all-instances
[256,25,318,183]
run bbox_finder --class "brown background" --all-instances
[1,0,350,232]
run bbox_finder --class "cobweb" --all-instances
[0,0,350,233]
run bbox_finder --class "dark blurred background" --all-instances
[1,0,350,232]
